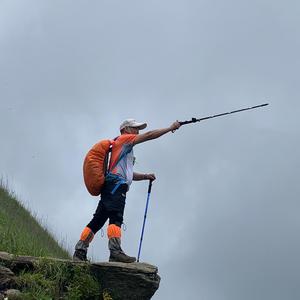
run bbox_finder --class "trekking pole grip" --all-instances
[148,180,153,193]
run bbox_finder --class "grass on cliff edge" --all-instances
[15,258,101,300]
[0,181,70,259]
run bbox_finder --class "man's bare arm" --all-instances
[134,121,180,145]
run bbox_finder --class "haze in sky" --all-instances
[1,1,299,299]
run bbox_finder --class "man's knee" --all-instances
[109,211,123,227]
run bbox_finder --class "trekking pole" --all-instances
[179,103,269,126]
[137,180,153,262]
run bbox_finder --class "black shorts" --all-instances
[86,182,128,234]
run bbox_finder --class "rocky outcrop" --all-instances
[0,251,160,299]
[90,261,160,299]
[0,266,15,290]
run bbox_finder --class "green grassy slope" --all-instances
[0,183,70,259]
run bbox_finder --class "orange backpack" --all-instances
[83,139,113,196]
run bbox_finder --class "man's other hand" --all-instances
[145,173,156,181]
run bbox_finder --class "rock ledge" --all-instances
[0,251,160,299]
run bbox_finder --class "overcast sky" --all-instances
[1,1,300,299]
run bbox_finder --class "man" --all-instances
[73,119,181,263]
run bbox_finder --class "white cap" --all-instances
[120,119,147,131]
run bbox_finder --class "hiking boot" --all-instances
[108,237,136,263]
[73,228,94,262]
[109,252,136,263]
[73,249,88,262]
[73,240,89,262]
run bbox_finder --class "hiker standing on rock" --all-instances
[73,119,181,263]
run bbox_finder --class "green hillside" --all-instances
[0,183,103,299]
[0,182,70,259]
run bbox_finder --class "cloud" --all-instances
[1,1,299,299]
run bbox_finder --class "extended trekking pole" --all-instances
[179,103,269,126]
[137,180,153,262]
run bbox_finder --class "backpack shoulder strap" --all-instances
[105,136,119,175]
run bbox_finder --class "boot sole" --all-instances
[73,255,89,262]
[109,258,136,263]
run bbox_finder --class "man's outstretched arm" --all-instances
[133,121,181,145]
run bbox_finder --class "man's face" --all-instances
[125,127,139,134]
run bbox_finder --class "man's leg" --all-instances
[107,210,136,263]
[73,201,108,261]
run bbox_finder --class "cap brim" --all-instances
[132,122,147,130]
